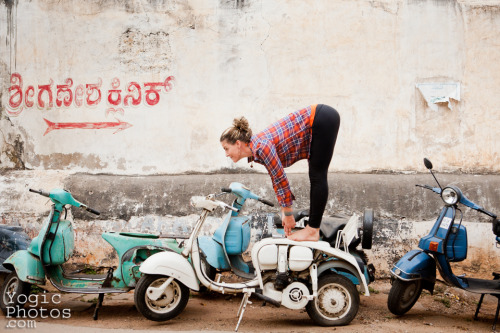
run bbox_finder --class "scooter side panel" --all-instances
[391,249,436,282]
[197,236,230,270]
[3,250,45,284]
[139,251,200,291]
[252,238,370,295]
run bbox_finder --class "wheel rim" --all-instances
[316,282,351,320]
[3,276,20,306]
[145,278,182,314]
[400,281,420,308]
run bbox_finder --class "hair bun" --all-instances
[220,116,252,144]
[233,117,250,132]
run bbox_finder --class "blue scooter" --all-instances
[388,158,500,329]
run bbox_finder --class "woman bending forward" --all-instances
[220,104,340,241]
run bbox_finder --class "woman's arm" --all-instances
[257,141,296,236]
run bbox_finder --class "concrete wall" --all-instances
[1,0,500,277]
[2,170,500,277]
[1,0,500,174]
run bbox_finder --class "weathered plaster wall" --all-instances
[1,0,500,174]
[1,0,500,277]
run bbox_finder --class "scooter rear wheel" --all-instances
[306,274,360,326]
[0,271,31,316]
[134,274,190,321]
[387,279,422,315]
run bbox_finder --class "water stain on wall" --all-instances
[3,0,17,73]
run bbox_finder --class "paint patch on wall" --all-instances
[35,153,108,170]
[118,29,172,73]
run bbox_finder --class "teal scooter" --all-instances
[0,188,183,319]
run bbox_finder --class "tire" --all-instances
[306,274,360,326]
[362,209,374,249]
[134,274,190,321]
[0,271,31,316]
[387,279,423,315]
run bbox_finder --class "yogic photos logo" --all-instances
[4,292,71,329]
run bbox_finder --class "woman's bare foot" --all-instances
[287,225,320,241]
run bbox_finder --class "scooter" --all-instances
[134,182,375,331]
[0,188,184,319]
[388,158,500,329]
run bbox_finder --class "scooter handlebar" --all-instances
[416,184,441,194]
[84,206,101,216]
[478,207,497,219]
[220,186,274,207]
[217,201,239,212]
[29,188,50,198]
[258,197,274,207]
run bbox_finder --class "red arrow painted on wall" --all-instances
[43,118,132,136]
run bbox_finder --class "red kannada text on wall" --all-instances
[6,73,175,116]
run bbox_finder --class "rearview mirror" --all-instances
[423,158,433,170]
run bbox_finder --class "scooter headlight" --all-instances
[441,187,460,205]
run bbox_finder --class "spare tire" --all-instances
[362,209,374,249]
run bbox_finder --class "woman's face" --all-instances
[221,140,242,163]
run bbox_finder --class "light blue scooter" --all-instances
[388,158,500,329]
[0,188,183,319]
[134,182,375,330]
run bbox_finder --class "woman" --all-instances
[220,104,340,241]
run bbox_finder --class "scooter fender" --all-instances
[139,251,199,291]
[3,250,46,284]
[391,249,436,284]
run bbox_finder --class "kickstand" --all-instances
[235,292,252,332]
[93,293,105,320]
[493,296,500,331]
[474,294,485,320]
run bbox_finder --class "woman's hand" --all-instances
[281,210,296,236]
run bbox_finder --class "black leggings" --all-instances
[308,104,340,228]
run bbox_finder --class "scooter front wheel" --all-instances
[387,279,422,315]
[134,274,190,321]
[0,271,31,316]
[306,274,360,326]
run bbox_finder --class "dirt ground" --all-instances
[2,278,500,332]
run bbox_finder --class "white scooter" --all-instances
[134,183,373,331]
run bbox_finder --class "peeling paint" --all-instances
[118,28,172,73]
[3,133,25,169]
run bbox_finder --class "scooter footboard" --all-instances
[391,249,436,291]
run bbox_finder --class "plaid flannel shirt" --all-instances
[249,105,316,207]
